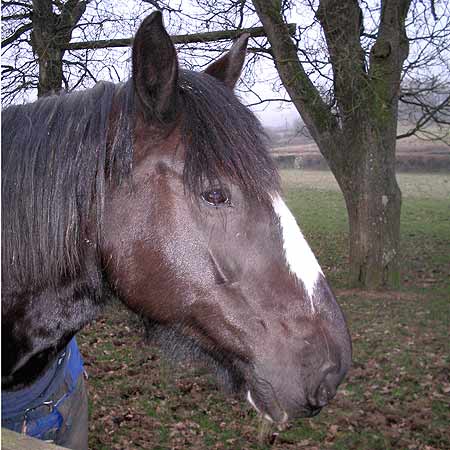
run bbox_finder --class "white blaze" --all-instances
[272,194,323,312]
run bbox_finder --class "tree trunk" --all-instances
[36,47,64,97]
[337,127,402,288]
[345,182,402,288]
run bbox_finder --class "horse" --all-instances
[1,11,351,449]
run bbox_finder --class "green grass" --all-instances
[80,170,450,450]
[283,188,349,287]
[281,170,450,291]
[281,170,450,199]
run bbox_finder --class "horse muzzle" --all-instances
[245,358,347,422]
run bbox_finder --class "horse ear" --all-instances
[204,33,250,89]
[132,11,179,122]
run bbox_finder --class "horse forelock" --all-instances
[178,70,280,203]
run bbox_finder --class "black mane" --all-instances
[2,71,279,292]
[2,82,118,290]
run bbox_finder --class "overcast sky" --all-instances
[3,0,448,131]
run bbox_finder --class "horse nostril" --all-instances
[316,383,332,407]
[308,382,332,408]
[315,384,328,407]
[309,369,339,408]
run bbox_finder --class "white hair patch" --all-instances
[272,194,323,312]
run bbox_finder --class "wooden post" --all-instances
[1,428,68,450]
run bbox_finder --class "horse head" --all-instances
[102,12,351,422]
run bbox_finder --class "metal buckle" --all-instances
[57,350,67,366]
[21,400,54,434]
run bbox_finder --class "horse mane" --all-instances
[1,71,279,292]
[1,82,122,290]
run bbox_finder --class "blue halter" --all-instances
[1,338,84,439]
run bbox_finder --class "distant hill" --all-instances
[266,125,450,172]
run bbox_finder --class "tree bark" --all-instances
[338,124,402,288]
[253,0,411,289]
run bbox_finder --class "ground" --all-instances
[78,170,450,450]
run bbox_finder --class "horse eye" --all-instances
[201,189,230,206]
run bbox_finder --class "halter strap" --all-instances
[1,338,84,437]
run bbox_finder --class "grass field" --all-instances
[79,170,450,450]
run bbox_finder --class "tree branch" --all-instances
[1,22,32,47]
[397,92,450,140]
[1,1,32,10]
[252,0,339,161]
[57,0,88,38]
[368,0,412,123]
[62,23,296,51]
[316,0,368,120]
[2,13,31,21]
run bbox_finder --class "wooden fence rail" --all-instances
[1,428,68,450]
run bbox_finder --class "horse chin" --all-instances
[141,319,247,395]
